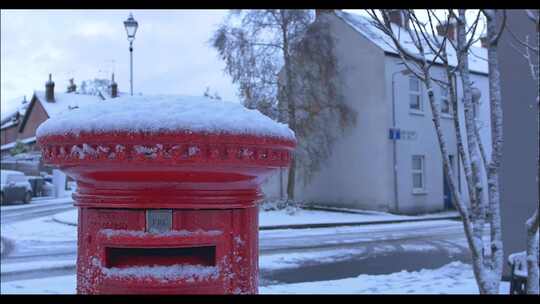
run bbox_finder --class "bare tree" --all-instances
[79,78,111,97]
[506,8,540,294]
[285,15,356,185]
[203,86,222,101]
[366,9,506,294]
[212,10,355,204]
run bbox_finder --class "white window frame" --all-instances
[412,155,426,193]
[440,86,452,117]
[408,76,423,114]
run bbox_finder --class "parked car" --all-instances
[1,170,33,205]
[27,176,45,197]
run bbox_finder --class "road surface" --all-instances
[1,200,471,286]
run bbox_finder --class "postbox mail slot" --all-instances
[105,245,216,268]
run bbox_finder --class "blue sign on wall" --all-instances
[389,128,401,140]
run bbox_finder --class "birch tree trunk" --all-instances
[484,9,504,288]
[526,209,539,294]
[457,11,488,247]
[446,64,478,214]
[282,19,297,203]
[526,12,540,294]
[367,9,505,293]
[423,70,481,267]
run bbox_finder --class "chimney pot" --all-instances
[387,10,409,28]
[436,21,457,41]
[45,74,55,102]
[110,73,118,98]
[67,78,77,93]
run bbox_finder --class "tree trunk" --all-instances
[526,209,539,294]
[446,64,477,211]
[286,158,296,202]
[282,16,297,203]
[457,11,488,248]
[457,10,500,294]
[423,68,486,294]
[525,11,540,295]
[485,10,504,288]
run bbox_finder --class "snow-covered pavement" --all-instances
[1,196,74,224]
[260,262,511,294]
[0,262,510,294]
[50,207,460,229]
[1,197,482,294]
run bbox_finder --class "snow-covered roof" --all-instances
[0,96,30,125]
[34,91,104,118]
[1,119,18,130]
[0,136,36,151]
[335,11,488,75]
[36,95,295,140]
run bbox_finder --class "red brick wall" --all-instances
[19,100,49,139]
[1,124,19,146]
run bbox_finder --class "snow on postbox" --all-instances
[36,95,295,294]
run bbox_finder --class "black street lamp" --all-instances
[124,12,138,96]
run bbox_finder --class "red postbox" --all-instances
[36,96,295,294]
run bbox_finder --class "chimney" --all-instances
[67,78,77,93]
[436,20,457,42]
[315,9,334,18]
[110,73,118,98]
[387,10,409,28]
[480,34,488,48]
[45,74,55,102]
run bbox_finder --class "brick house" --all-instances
[1,74,120,157]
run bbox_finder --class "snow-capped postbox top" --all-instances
[36,95,294,140]
[36,95,295,209]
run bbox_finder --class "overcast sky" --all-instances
[1,9,239,106]
[1,9,479,110]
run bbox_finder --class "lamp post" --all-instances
[124,12,138,96]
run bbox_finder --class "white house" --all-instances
[263,10,492,214]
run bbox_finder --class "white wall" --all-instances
[284,13,393,211]
[384,55,491,214]
[262,14,492,215]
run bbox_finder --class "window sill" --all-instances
[409,110,425,116]
[441,113,453,120]
[412,189,428,195]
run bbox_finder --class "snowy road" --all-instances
[258,220,470,284]
[1,197,74,224]
[1,201,473,288]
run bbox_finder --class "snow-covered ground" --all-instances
[51,207,459,228]
[2,210,77,242]
[261,262,511,294]
[3,196,504,295]
[0,262,510,294]
[260,208,458,227]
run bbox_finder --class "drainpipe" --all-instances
[391,68,410,213]
[391,71,400,213]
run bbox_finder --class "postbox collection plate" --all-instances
[146,209,173,233]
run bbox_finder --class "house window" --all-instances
[409,77,422,111]
[412,155,425,191]
[440,87,450,115]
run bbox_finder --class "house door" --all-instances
[443,155,455,210]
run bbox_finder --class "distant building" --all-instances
[1,74,121,157]
[264,10,493,214]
